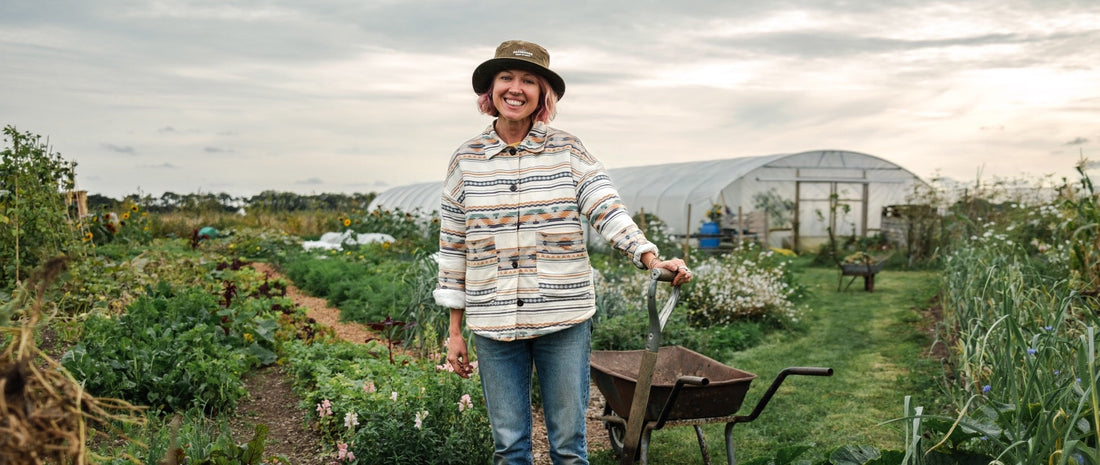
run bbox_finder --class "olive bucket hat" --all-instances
[472,40,566,99]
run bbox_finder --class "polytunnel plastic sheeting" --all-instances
[607,154,787,235]
[367,149,929,241]
[367,181,441,215]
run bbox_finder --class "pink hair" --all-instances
[476,71,558,123]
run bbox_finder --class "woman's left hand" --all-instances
[652,258,693,286]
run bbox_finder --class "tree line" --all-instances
[88,190,379,214]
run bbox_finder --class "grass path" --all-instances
[591,261,943,464]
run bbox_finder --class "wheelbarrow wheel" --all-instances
[603,403,635,461]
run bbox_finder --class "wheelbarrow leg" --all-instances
[639,429,652,465]
[724,422,738,465]
[694,425,712,465]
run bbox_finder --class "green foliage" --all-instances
[282,249,417,324]
[93,408,289,465]
[930,167,1100,464]
[61,283,279,412]
[353,206,439,249]
[283,338,492,464]
[591,305,764,359]
[194,424,291,465]
[0,125,81,290]
[752,188,796,229]
[1057,162,1100,294]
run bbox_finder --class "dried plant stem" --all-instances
[1,257,146,464]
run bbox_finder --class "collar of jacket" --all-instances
[482,120,549,158]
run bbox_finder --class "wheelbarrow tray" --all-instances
[591,345,756,422]
[839,260,886,275]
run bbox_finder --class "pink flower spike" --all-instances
[363,381,376,393]
[316,399,333,417]
[346,451,356,462]
[459,393,473,412]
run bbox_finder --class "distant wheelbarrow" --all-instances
[591,268,832,464]
[837,253,890,292]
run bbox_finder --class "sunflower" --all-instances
[343,218,352,227]
[122,212,131,220]
[83,232,93,242]
[130,204,139,212]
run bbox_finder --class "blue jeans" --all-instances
[474,320,591,465]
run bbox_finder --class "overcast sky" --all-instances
[2,0,1098,199]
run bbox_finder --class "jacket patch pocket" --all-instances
[535,230,591,299]
[465,236,499,305]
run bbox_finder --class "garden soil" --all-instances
[241,262,610,464]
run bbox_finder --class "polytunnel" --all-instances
[368,150,929,251]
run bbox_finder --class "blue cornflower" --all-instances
[982,384,991,393]
[1027,348,1037,355]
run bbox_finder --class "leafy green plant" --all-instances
[932,182,1100,464]
[282,338,492,464]
[0,125,81,290]
[61,282,279,412]
[93,409,289,465]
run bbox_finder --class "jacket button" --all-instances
[516,299,524,307]
[509,147,517,155]
[511,260,518,269]
[510,184,517,192]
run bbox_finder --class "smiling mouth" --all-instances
[504,98,525,106]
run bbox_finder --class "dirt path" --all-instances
[236,262,610,464]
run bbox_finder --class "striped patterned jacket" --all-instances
[433,121,656,341]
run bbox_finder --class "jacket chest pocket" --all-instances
[465,237,499,305]
[535,230,591,299]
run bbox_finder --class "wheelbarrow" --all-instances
[591,268,833,464]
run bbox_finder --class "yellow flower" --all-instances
[130,204,139,212]
[770,247,797,257]
[244,333,254,343]
[382,242,391,249]
[343,218,352,227]
[229,244,235,249]
[83,232,93,242]
[122,212,131,220]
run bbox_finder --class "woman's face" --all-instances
[492,69,541,123]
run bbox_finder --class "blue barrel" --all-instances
[699,222,720,249]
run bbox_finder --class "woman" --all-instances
[434,39,692,465]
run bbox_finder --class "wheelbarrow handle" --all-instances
[653,376,710,430]
[784,367,834,377]
[650,267,676,282]
[732,367,833,424]
[646,269,680,351]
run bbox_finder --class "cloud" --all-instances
[203,147,232,153]
[103,144,135,154]
[295,177,323,185]
[1065,137,1089,146]
[158,126,175,133]
[140,163,177,169]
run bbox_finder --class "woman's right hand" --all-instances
[446,334,473,378]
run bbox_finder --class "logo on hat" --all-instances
[513,50,533,58]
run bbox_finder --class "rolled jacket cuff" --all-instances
[631,243,659,270]
[433,288,466,309]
